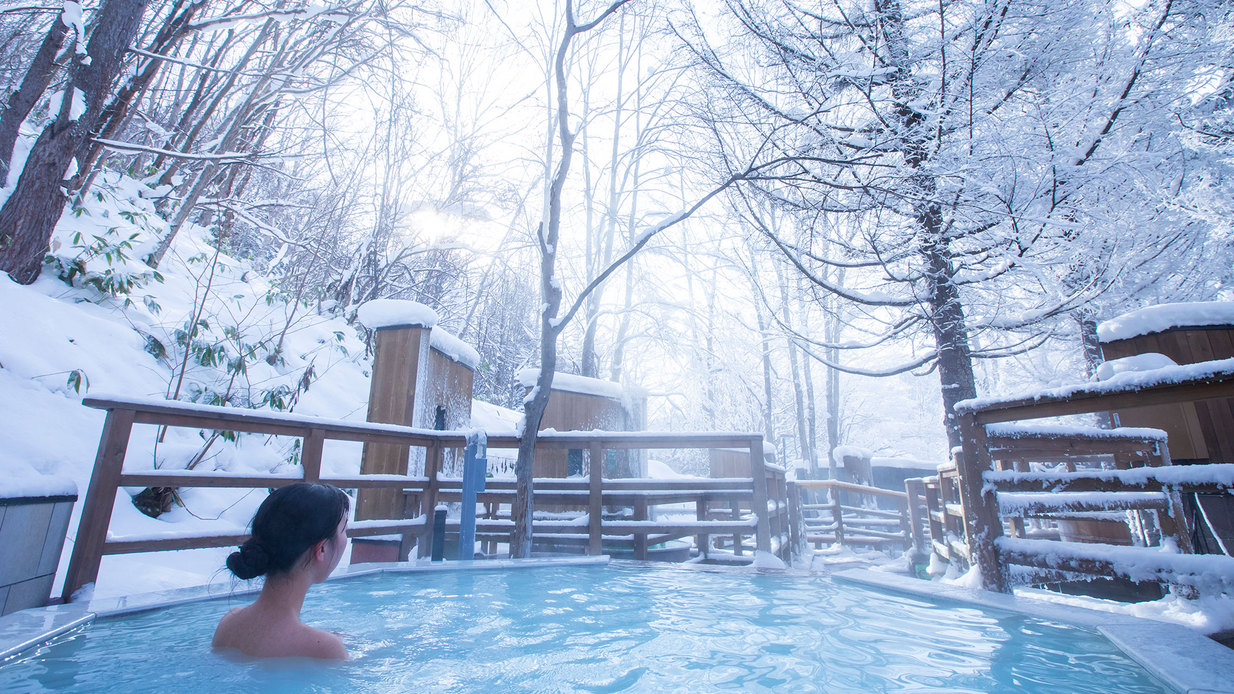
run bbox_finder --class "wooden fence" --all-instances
[790,480,916,552]
[63,396,784,601]
[953,360,1234,595]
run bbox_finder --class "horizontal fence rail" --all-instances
[64,396,784,601]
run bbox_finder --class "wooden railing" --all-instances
[790,480,914,551]
[64,396,780,601]
[953,359,1234,595]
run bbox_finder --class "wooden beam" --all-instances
[63,408,135,602]
[962,364,1234,425]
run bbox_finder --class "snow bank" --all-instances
[356,299,439,329]
[0,474,77,499]
[1096,353,1178,383]
[516,369,626,400]
[470,399,521,435]
[1098,301,1234,343]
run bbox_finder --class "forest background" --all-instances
[0,0,1231,504]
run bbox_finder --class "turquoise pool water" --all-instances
[1,564,1164,692]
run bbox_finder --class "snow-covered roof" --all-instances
[356,299,439,329]
[957,357,1234,412]
[870,456,942,471]
[0,474,77,500]
[831,445,871,463]
[1097,301,1234,343]
[355,300,478,368]
[429,326,479,370]
[516,369,626,400]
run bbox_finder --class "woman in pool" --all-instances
[212,482,351,660]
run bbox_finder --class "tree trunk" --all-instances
[75,0,206,191]
[877,0,978,448]
[0,11,69,187]
[0,0,150,284]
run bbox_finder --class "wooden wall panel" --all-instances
[1101,326,1234,462]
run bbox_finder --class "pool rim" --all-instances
[1,557,1230,694]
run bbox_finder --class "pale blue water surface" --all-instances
[0,564,1165,692]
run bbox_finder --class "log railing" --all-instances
[953,359,1234,594]
[64,396,779,601]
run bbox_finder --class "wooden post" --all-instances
[301,428,324,482]
[730,499,742,555]
[750,437,772,555]
[787,481,803,558]
[633,497,648,560]
[419,442,443,559]
[956,411,1009,592]
[695,498,710,558]
[832,492,845,547]
[63,408,135,602]
[904,478,928,560]
[588,442,603,555]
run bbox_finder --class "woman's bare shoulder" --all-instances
[294,625,348,660]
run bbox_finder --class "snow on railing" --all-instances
[951,361,1234,596]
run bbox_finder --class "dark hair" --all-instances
[226,483,349,580]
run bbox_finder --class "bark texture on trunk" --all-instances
[0,13,69,187]
[0,0,150,284]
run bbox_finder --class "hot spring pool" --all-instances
[1,562,1169,692]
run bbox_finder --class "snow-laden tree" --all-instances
[683,0,1230,445]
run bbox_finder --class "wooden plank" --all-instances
[83,396,458,447]
[986,467,1234,494]
[964,366,1234,425]
[793,479,909,500]
[63,408,135,602]
[118,473,302,488]
[999,539,1234,591]
[103,533,248,555]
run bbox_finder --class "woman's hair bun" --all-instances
[227,538,271,580]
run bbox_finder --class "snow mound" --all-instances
[1096,353,1178,383]
[356,299,439,329]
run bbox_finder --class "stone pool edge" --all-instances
[0,555,610,663]
[833,568,1234,694]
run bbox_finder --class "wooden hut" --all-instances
[352,300,479,562]
[1098,302,1234,462]
[519,370,645,478]
[1098,301,1234,554]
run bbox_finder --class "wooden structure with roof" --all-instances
[352,300,478,561]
